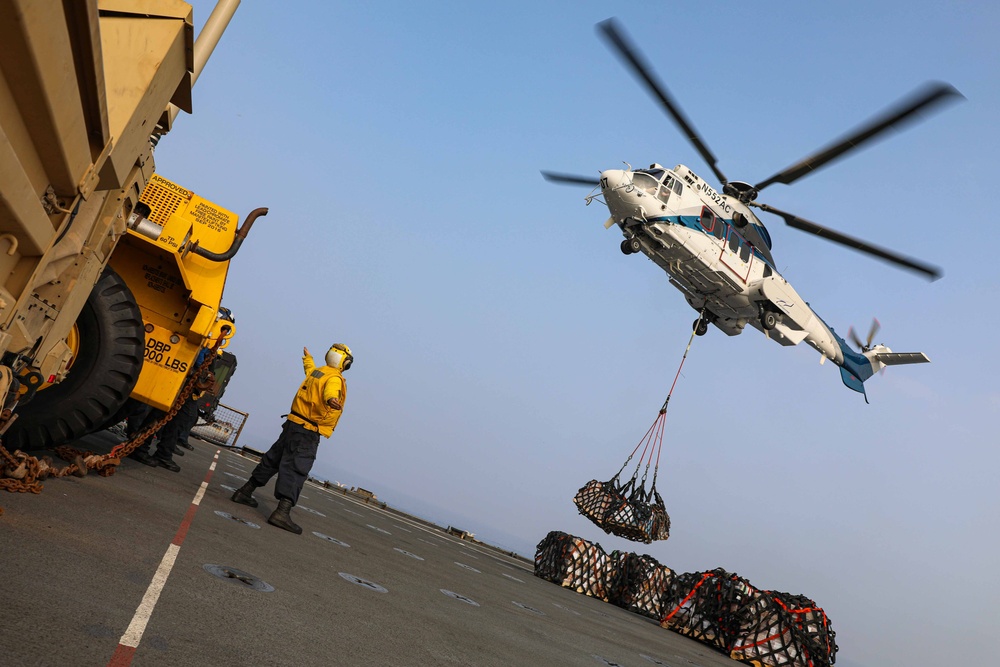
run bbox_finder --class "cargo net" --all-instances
[534,534,838,667]
[573,318,705,544]
[661,568,839,667]
[573,473,670,544]
[533,531,620,602]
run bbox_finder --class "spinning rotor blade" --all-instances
[541,171,601,187]
[754,82,963,192]
[848,319,881,351]
[597,18,728,186]
[865,319,881,348]
[754,203,942,280]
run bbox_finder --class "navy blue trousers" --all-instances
[249,420,319,505]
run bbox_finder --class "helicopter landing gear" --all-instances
[760,310,779,331]
[693,317,709,336]
[620,237,641,255]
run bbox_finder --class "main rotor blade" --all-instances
[755,203,942,280]
[541,171,600,187]
[754,82,963,192]
[597,18,728,186]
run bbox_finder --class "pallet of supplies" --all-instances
[533,530,618,601]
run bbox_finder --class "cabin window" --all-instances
[763,265,772,278]
[699,208,715,233]
[740,242,752,263]
[672,180,682,195]
[728,231,740,253]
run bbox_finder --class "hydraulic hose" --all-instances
[189,207,267,262]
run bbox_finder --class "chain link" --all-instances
[0,330,229,514]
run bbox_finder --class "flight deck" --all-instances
[0,432,734,666]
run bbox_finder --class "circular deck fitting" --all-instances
[298,506,326,517]
[366,524,391,535]
[453,562,481,573]
[511,601,545,616]
[338,572,387,593]
[393,548,424,561]
[501,573,524,583]
[203,564,274,592]
[440,589,480,606]
[213,510,260,529]
[313,532,350,547]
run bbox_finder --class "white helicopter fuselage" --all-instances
[598,164,846,363]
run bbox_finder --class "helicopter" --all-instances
[543,19,963,400]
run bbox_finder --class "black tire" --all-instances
[761,311,778,330]
[7,267,144,451]
[694,318,709,336]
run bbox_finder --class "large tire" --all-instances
[6,267,144,451]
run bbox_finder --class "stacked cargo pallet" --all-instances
[534,532,838,667]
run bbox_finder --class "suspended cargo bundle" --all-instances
[573,319,703,543]
[573,471,670,543]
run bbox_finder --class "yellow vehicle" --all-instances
[0,0,259,451]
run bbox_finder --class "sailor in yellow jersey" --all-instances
[231,344,351,534]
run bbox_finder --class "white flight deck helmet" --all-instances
[325,343,353,371]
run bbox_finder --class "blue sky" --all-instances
[155,2,999,666]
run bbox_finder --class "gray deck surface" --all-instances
[0,432,735,667]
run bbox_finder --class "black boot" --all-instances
[231,481,258,508]
[267,498,302,535]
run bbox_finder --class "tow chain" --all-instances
[0,329,229,516]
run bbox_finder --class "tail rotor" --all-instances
[848,318,881,352]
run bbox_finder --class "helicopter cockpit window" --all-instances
[657,176,674,205]
[672,180,683,195]
[631,172,660,196]
[644,169,665,182]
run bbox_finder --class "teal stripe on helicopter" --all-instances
[815,314,876,398]
[647,214,774,268]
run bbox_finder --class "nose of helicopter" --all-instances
[600,168,640,222]
[599,169,628,192]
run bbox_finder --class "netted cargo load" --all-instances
[533,530,620,601]
[661,568,838,667]
[608,551,674,620]
[572,321,705,544]
[573,475,670,543]
[660,568,753,650]
[728,590,838,667]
